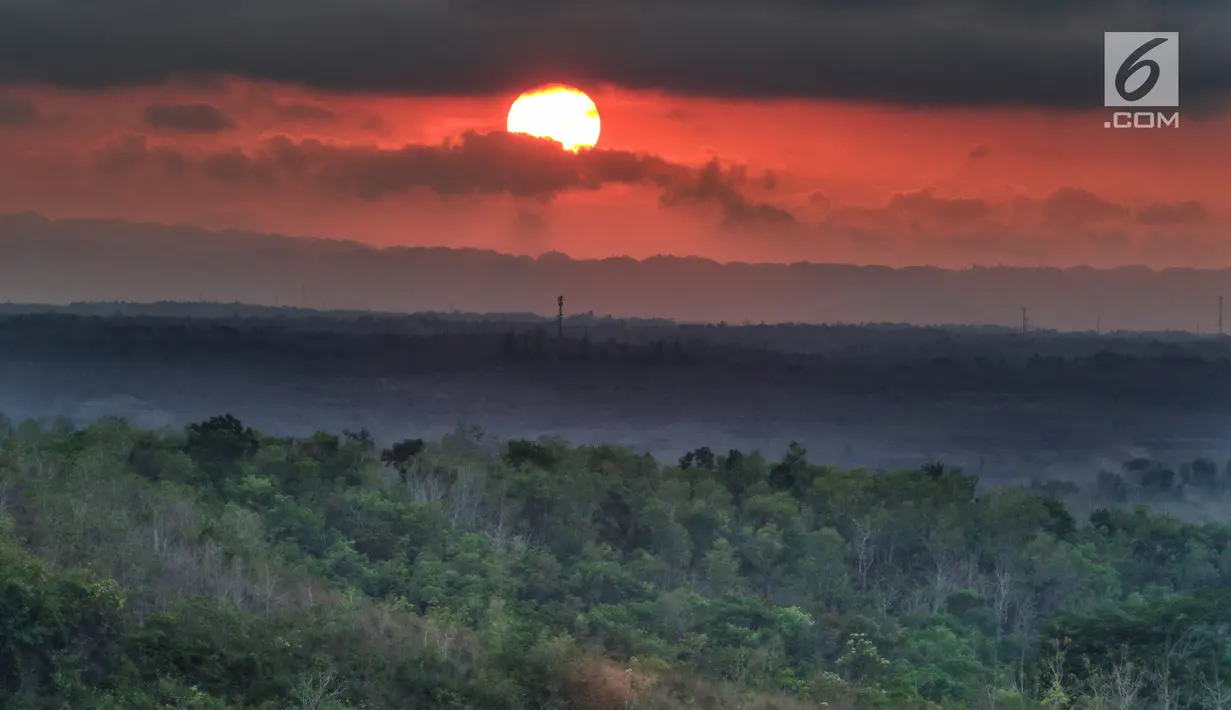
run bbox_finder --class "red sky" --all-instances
[0,77,1225,269]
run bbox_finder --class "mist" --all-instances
[5,306,1231,526]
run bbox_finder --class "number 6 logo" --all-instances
[1104,32,1179,108]
[1115,37,1169,102]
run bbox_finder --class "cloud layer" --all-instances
[84,126,1220,266]
[145,102,236,132]
[0,0,1227,109]
[0,93,38,126]
[91,130,793,225]
[807,187,1219,265]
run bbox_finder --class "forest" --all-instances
[1,413,1228,709]
[4,310,1231,406]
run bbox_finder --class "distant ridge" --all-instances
[3,212,1231,332]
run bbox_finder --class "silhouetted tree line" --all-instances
[4,306,1229,360]
[7,314,1231,405]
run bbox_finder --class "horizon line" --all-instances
[5,298,1229,340]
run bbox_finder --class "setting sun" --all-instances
[506,84,601,151]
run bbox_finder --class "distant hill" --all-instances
[4,211,1231,331]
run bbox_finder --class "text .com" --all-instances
[1104,111,1180,129]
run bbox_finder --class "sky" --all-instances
[0,0,1228,269]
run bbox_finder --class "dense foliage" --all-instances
[1,412,1229,708]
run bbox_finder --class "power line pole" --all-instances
[557,296,564,340]
[1021,306,1028,334]
[1219,295,1223,336]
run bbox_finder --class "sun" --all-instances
[507,84,601,152]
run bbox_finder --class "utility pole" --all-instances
[557,296,564,340]
[1021,307,1028,334]
[1219,295,1224,336]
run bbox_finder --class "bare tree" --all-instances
[849,515,879,592]
[1202,675,1231,710]
[1148,627,1195,710]
[292,668,346,710]
[256,560,280,618]
[446,465,486,530]
[1012,593,1039,690]
[406,463,448,503]
[1198,650,1231,710]
[979,567,1015,710]
[1094,652,1145,710]
[1037,638,1072,709]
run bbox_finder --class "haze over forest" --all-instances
[5,212,1231,333]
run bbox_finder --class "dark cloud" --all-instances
[94,134,189,175]
[91,130,792,225]
[1135,200,1207,226]
[1037,187,1129,230]
[0,93,38,126]
[886,190,995,226]
[660,161,794,226]
[0,1,1226,109]
[200,148,276,187]
[514,208,546,232]
[812,187,1214,262]
[144,102,236,132]
[276,102,337,122]
[968,144,990,160]
[824,190,997,241]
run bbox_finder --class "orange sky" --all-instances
[0,77,1225,268]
